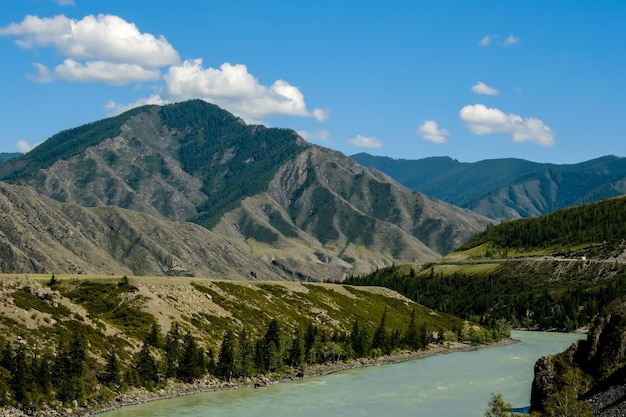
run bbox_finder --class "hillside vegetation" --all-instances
[0,100,492,279]
[0,275,503,414]
[457,195,626,254]
[352,153,626,221]
[346,195,626,331]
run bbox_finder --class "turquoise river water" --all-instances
[98,331,582,417]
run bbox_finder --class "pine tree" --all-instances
[258,320,282,372]
[217,330,237,380]
[135,342,158,388]
[237,329,254,379]
[145,323,161,348]
[288,327,305,368]
[372,308,390,354]
[11,346,28,404]
[163,323,180,378]
[403,308,421,349]
[178,331,204,382]
[102,351,120,386]
[0,342,15,374]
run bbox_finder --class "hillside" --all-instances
[0,153,21,163]
[0,100,492,278]
[530,297,626,416]
[351,153,626,220]
[345,196,626,331]
[0,274,503,414]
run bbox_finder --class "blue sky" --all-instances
[1,1,624,164]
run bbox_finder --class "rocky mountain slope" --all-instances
[531,297,626,416]
[0,100,492,278]
[352,153,626,221]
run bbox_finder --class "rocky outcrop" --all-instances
[530,299,626,415]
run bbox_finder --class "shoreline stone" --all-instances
[0,338,516,417]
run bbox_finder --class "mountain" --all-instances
[345,196,626,331]
[0,181,307,279]
[0,100,492,279]
[0,152,21,163]
[351,153,626,220]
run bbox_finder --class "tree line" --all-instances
[0,307,482,412]
[344,264,626,331]
[459,195,626,251]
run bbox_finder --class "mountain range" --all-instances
[0,100,491,279]
[351,153,626,221]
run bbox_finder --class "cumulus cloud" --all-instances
[159,59,326,122]
[348,135,382,148]
[0,14,178,84]
[3,14,326,123]
[34,59,161,85]
[478,35,491,47]
[417,121,450,144]
[503,35,520,47]
[297,129,331,143]
[459,104,554,146]
[0,14,179,66]
[471,81,500,96]
[16,140,38,152]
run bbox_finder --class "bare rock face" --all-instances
[584,309,626,376]
[531,354,558,412]
[530,301,626,414]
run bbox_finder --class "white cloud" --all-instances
[0,14,180,67]
[105,94,168,116]
[297,130,331,143]
[2,14,326,124]
[34,59,161,85]
[471,81,500,96]
[503,35,520,47]
[52,0,76,5]
[16,140,38,152]
[160,59,326,122]
[459,104,554,146]
[478,35,491,47]
[348,135,382,148]
[417,121,450,144]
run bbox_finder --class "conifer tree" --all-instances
[178,331,205,382]
[11,346,28,404]
[217,330,237,380]
[163,323,181,378]
[237,329,254,379]
[102,351,120,386]
[135,342,158,388]
[258,320,282,372]
[288,326,305,368]
[373,308,391,354]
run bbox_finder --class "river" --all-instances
[97,331,582,417]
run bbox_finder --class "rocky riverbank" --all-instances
[1,339,515,417]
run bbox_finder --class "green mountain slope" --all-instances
[351,153,626,220]
[345,196,626,331]
[0,100,492,279]
[0,275,501,414]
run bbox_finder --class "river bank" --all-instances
[0,338,516,417]
[92,338,516,416]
